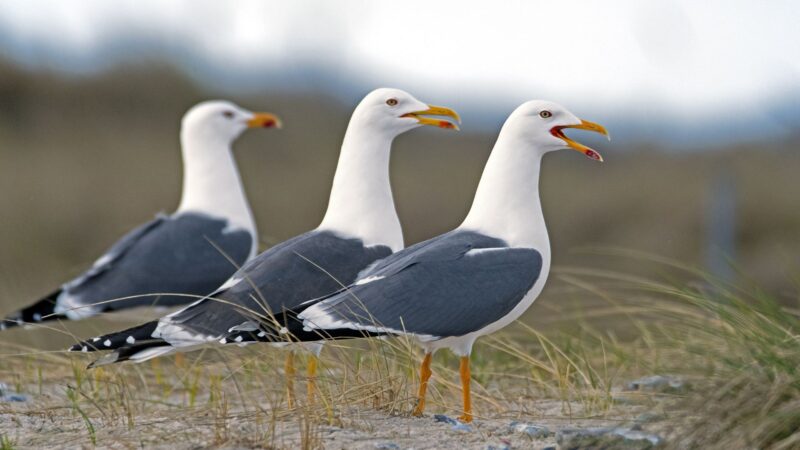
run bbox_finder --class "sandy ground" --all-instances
[0,322,679,449]
[1,391,674,449]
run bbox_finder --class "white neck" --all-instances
[176,129,257,242]
[460,125,549,252]
[318,123,403,251]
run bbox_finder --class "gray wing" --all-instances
[60,212,253,312]
[63,214,168,290]
[157,230,393,340]
[301,231,543,339]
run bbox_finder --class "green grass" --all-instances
[552,255,800,449]
[648,278,800,448]
[0,434,15,450]
[65,385,97,445]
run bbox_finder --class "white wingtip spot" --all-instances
[278,327,288,335]
[92,337,100,342]
[355,275,385,286]
[217,276,243,292]
[32,313,42,322]
[104,339,112,347]
[220,338,227,344]
[234,335,243,343]
[257,331,266,337]
[126,336,136,345]
[81,346,88,353]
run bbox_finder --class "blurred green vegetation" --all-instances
[0,58,798,347]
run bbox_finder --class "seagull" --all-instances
[69,89,460,404]
[298,100,608,422]
[1,101,281,330]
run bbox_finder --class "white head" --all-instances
[348,88,460,137]
[180,100,281,145]
[501,100,609,161]
[318,89,460,251]
[176,100,281,238]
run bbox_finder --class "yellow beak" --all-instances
[550,119,609,161]
[247,112,282,129]
[402,105,461,130]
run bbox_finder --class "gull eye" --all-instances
[539,110,552,118]
[222,111,235,119]
[386,98,398,106]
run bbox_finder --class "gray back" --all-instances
[167,230,393,338]
[306,230,543,338]
[66,212,253,310]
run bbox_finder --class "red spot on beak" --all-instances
[585,149,601,160]
[263,119,276,128]
[439,121,454,129]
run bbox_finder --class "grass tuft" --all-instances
[1,257,798,448]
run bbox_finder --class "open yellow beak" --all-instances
[402,105,461,130]
[550,119,609,161]
[247,112,282,129]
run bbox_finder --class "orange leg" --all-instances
[457,356,473,423]
[306,354,318,403]
[285,351,296,408]
[412,352,433,416]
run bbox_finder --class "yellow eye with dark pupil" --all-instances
[539,110,552,118]
[386,98,398,106]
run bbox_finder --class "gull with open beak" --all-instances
[2,101,281,330]
[299,100,608,422]
[69,88,460,407]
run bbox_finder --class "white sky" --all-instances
[0,0,798,116]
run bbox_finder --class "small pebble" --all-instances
[0,394,28,403]
[451,423,472,432]
[434,414,458,425]
[374,443,400,450]
[509,421,551,438]
[557,426,663,449]
[432,414,472,432]
[0,382,28,402]
[626,375,685,392]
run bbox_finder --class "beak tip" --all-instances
[585,149,603,162]
[249,113,282,130]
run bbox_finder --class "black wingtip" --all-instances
[1,289,64,332]
[86,341,171,368]
[0,318,21,330]
[68,343,88,352]
[219,315,381,346]
[68,321,160,354]
[68,337,103,353]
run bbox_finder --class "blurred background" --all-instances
[0,1,799,345]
